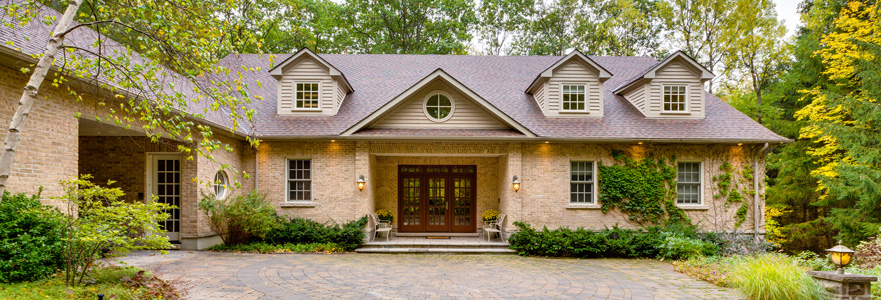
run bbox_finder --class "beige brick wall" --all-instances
[79,136,185,203]
[255,140,765,233]
[187,133,254,237]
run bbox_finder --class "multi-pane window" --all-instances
[570,161,594,203]
[295,82,319,109]
[287,159,312,201]
[677,162,701,204]
[425,94,453,120]
[214,171,228,199]
[663,85,687,112]
[562,84,586,111]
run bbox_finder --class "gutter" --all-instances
[755,143,770,239]
[254,135,792,144]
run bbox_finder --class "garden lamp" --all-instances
[357,175,366,191]
[826,240,855,274]
[512,175,520,192]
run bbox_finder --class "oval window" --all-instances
[214,171,228,199]
[424,93,454,121]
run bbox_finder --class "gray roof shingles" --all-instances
[220,53,787,143]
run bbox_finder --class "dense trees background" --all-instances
[9,0,880,252]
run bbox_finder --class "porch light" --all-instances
[737,143,743,146]
[357,175,366,191]
[826,240,855,274]
[512,175,521,192]
[637,141,643,145]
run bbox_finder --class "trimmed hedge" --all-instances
[508,222,718,259]
[263,216,368,251]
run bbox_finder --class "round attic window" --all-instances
[423,93,454,122]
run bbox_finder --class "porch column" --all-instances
[355,141,374,218]
[499,142,523,229]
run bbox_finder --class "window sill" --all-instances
[566,204,601,210]
[281,202,315,208]
[559,110,590,114]
[676,205,708,210]
[291,109,322,112]
[660,111,691,115]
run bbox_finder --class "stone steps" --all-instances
[355,238,516,254]
[355,247,516,254]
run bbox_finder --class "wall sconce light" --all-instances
[737,143,743,146]
[826,240,855,274]
[637,141,644,145]
[512,175,521,192]
[357,175,366,191]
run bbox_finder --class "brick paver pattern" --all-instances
[114,251,739,300]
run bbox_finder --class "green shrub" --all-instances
[0,191,65,283]
[207,242,349,253]
[264,215,368,251]
[658,232,719,260]
[199,190,278,245]
[673,255,746,287]
[731,254,829,300]
[508,222,716,259]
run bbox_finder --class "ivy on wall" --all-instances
[712,161,755,228]
[598,151,690,226]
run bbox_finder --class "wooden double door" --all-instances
[398,165,477,233]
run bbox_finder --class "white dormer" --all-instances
[269,48,353,116]
[613,51,714,119]
[526,50,613,117]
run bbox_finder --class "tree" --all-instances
[795,0,881,245]
[724,0,790,123]
[475,0,534,55]
[0,0,261,198]
[340,0,477,54]
[661,0,737,92]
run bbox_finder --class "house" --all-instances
[0,6,788,250]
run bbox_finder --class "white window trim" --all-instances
[559,83,589,113]
[422,90,456,123]
[661,84,690,114]
[293,81,321,111]
[214,170,229,200]
[285,158,314,203]
[675,160,704,206]
[568,160,598,205]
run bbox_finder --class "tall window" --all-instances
[295,82,319,109]
[287,159,312,201]
[570,161,594,203]
[214,170,228,199]
[677,162,701,205]
[562,84,586,111]
[663,85,687,112]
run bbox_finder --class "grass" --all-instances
[674,254,830,300]
[0,265,182,300]
[206,242,350,253]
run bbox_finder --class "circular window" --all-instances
[423,93,454,122]
[214,171,229,199]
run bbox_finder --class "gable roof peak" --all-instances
[268,47,354,91]
[526,49,613,92]
[613,50,714,94]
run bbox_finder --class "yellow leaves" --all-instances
[818,1,881,83]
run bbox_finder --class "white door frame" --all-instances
[146,152,182,242]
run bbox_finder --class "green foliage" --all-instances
[735,202,749,228]
[264,216,368,251]
[673,255,746,287]
[0,191,64,283]
[597,153,686,225]
[0,265,184,300]
[731,254,830,300]
[56,175,173,287]
[206,242,349,253]
[199,191,279,246]
[508,222,717,259]
[853,229,881,269]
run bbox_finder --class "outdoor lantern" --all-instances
[826,240,856,274]
[512,175,521,192]
[357,175,366,191]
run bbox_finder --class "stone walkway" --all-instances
[113,251,739,300]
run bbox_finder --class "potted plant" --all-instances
[375,209,395,223]
[482,209,500,223]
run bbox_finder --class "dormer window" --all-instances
[663,85,687,112]
[561,84,586,112]
[295,82,320,109]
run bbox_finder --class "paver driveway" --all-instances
[114,251,738,300]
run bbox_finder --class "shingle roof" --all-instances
[219,53,788,143]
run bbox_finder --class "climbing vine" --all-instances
[711,161,755,228]
[598,151,690,226]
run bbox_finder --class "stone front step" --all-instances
[355,247,516,254]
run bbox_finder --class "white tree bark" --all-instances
[0,0,85,199]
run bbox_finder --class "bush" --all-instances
[199,190,278,245]
[673,255,746,287]
[206,242,348,253]
[264,216,368,251]
[854,229,881,269]
[0,191,65,283]
[508,222,717,259]
[731,254,829,300]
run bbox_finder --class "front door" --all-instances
[148,154,181,242]
[398,165,476,233]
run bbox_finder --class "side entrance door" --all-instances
[397,165,476,233]
[147,154,181,242]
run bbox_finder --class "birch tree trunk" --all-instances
[0,0,84,199]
